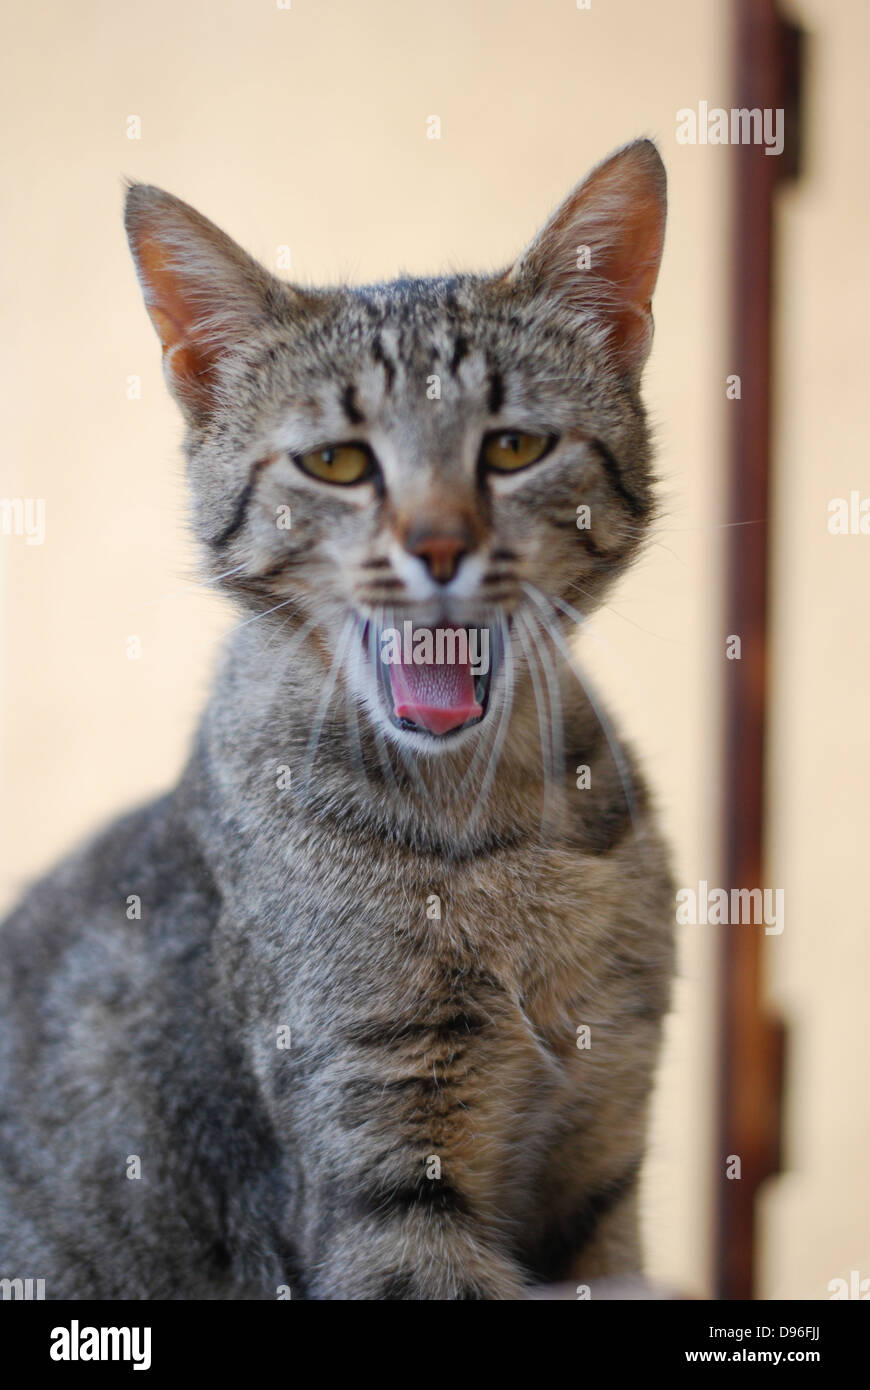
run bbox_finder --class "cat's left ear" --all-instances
[503,139,666,378]
[124,184,284,419]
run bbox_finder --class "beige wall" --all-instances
[760,0,870,1300]
[1,0,865,1298]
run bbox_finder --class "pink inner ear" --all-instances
[565,175,665,359]
[607,190,666,307]
[509,142,666,374]
[600,188,665,368]
[132,232,217,395]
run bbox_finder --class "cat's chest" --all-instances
[230,818,666,1211]
[271,820,642,1034]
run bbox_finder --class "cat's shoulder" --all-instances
[0,792,219,997]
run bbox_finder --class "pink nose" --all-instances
[405,529,471,584]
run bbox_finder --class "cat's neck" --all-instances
[187,617,598,861]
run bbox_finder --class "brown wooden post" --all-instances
[716,0,803,1300]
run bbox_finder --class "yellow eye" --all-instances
[296,443,373,485]
[481,431,554,473]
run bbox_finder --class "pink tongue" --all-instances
[389,629,482,736]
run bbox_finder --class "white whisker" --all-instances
[513,610,559,848]
[224,595,300,635]
[462,612,516,832]
[522,581,640,838]
[148,563,247,606]
[300,614,355,802]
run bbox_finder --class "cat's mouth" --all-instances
[364,620,499,739]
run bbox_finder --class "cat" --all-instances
[0,138,674,1300]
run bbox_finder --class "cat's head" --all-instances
[125,140,665,754]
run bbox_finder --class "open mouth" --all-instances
[365,621,501,739]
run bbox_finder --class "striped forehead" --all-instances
[339,316,505,428]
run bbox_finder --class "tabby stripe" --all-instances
[590,438,650,521]
[211,456,274,548]
[379,1272,418,1300]
[339,1074,468,1127]
[563,729,646,853]
[449,335,469,375]
[569,782,634,855]
[354,1178,469,1219]
[570,1160,642,1256]
[487,369,504,415]
[345,1073,464,1096]
[549,511,608,559]
[346,1011,487,1048]
[371,333,397,390]
[378,1274,487,1300]
[525,1158,642,1281]
[341,383,364,424]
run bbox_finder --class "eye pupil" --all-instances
[322,448,334,465]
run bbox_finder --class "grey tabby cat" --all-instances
[0,139,674,1299]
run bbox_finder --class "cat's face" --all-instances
[126,140,665,752]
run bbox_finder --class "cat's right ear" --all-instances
[124,184,280,418]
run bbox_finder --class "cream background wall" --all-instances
[760,0,870,1301]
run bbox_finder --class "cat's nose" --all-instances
[405,526,472,585]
